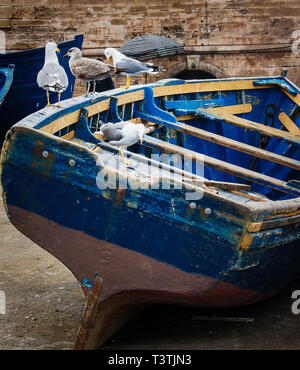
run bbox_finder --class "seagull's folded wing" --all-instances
[101,124,124,141]
[112,121,128,129]
[72,58,113,79]
[116,58,150,74]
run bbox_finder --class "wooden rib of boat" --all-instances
[0,64,14,106]
[0,35,84,142]
[1,76,300,349]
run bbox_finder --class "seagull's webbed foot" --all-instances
[45,91,63,108]
[44,90,54,108]
[122,77,131,90]
[120,147,131,165]
[122,158,131,165]
[52,93,64,108]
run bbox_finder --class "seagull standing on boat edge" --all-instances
[104,47,166,89]
[37,42,69,108]
[64,47,122,95]
[97,121,146,164]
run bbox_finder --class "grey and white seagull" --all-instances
[104,47,165,89]
[98,121,146,164]
[64,47,121,95]
[37,42,68,107]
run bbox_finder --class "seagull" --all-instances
[37,42,68,107]
[97,121,146,164]
[104,47,165,89]
[64,47,121,95]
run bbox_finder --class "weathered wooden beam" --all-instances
[179,121,300,171]
[183,178,251,191]
[278,112,300,135]
[135,113,300,171]
[142,135,300,197]
[200,108,300,145]
[282,89,300,107]
[208,104,252,115]
[153,79,270,98]
[74,274,104,350]
[174,103,252,121]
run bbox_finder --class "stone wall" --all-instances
[0,0,299,92]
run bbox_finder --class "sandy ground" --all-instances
[1,192,300,350]
[0,194,85,350]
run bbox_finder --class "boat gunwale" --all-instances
[14,75,295,132]
[0,64,14,104]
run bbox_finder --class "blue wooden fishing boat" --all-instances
[0,34,83,142]
[1,75,300,349]
[0,64,14,106]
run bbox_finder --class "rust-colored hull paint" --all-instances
[8,205,266,348]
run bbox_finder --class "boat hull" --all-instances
[2,126,300,306]
[6,205,265,307]
[3,170,300,349]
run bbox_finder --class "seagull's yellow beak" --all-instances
[106,57,111,63]
[56,48,60,53]
[139,135,143,145]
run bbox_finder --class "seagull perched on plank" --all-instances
[97,121,146,164]
[104,47,165,89]
[37,42,68,107]
[64,47,122,95]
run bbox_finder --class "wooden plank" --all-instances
[281,88,300,107]
[61,130,75,140]
[40,110,81,134]
[183,178,251,191]
[278,112,300,135]
[176,114,198,121]
[138,113,300,171]
[231,190,267,202]
[202,108,300,145]
[175,103,252,121]
[85,99,111,118]
[178,121,300,171]
[40,101,110,135]
[114,79,270,107]
[110,79,268,107]
[74,274,104,350]
[142,135,300,197]
[207,103,252,115]
[153,79,270,98]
